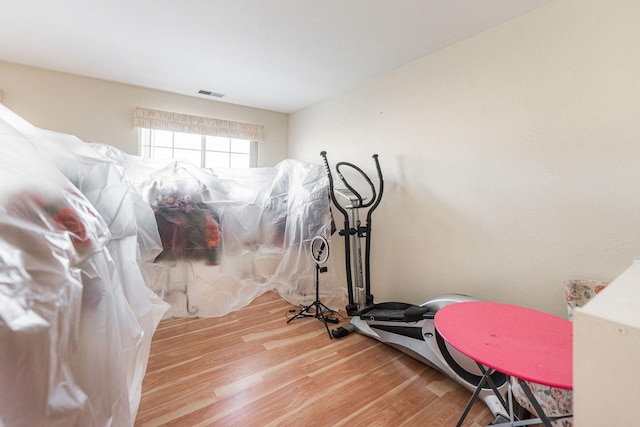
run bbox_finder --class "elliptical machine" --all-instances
[320,151,508,419]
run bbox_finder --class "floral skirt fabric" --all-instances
[509,278,610,426]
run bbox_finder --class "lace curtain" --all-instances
[133,107,264,142]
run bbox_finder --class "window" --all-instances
[139,128,257,168]
[133,107,264,169]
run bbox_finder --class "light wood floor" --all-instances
[134,291,496,427]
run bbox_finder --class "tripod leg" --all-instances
[287,302,316,323]
[322,318,332,339]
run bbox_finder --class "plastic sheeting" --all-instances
[0,103,346,425]
[0,104,169,427]
[95,146,346,318]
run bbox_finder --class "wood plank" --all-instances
[135,291,496,426]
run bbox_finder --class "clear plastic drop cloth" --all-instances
[267,159,347,309]
[34,129,170,420]
[97,147,347,318]
[0,104,169,426]
[0,102,346,426]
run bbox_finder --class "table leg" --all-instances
[488,380,572,426]
[453,364,573,427]
[455,363,509,427]
[479,364,509,411]
[507,378,514,424]
[455,371,488,427]
[516,379,578,427]
[518,379,551,427]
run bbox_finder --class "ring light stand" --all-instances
[286,235,338,339]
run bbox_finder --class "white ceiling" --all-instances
[0,0,555,113]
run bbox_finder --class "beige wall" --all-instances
[289,0,640,317]
[0,61,288,167]
[2,1,639,319]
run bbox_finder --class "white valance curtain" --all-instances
[133,107,264,142]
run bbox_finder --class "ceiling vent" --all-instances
[198,90,225,98]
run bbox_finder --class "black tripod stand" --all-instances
[287,235,338,338]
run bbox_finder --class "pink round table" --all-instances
[435,301,572,426]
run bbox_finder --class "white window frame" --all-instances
[138,128,258,168]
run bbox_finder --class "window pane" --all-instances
[206,136,230,151]
[174,148,202,167]
[230,153,250,168]
[174,132,202,150]
[230,139,251,154]
[154,147,174,161]
[206,151,230,169]
[140,128,254,169]
[153,130,173,147]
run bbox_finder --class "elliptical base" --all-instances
[336,293,509,418]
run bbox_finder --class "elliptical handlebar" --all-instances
[321,151,355,307]
[363,154,383,308]
[367,154,384,216]
[335,161,376,208]
[320,151,349,220]
[320,150,383,218]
